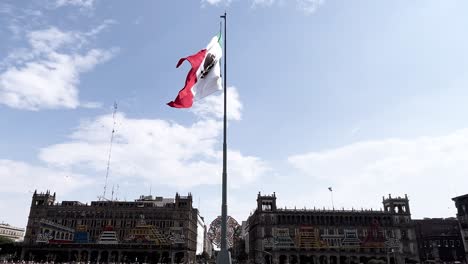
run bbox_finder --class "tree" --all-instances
[0,236,14,245]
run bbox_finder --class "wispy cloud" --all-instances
[201,0,233,7]
[191,87,243,121]
[288,129,468,218]
[39,87,268,188]
[250,0,325,14]
[0,24,117,110]
[202,0,325,14]
[54,0,95,8]
[0,159,95,227]
[296,0,325,15]
[0,3,44,39]
[0,3,13,15]
[0,160,93,194]
[1,87,268,226]
[252,0,275,7]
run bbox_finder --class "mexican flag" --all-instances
[168,34,223,108]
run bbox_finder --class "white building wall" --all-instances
[0,223,25,242]
[196,214,205,255]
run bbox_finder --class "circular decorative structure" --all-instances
[207,215,240,248]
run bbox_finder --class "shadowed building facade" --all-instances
[245,193,419,264]
[414,218,465,263]
[452,194,468,264]
[22,190,206,263]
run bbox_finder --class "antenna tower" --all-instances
[115,184,119,201]
[101,102,118,201]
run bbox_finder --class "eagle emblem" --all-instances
[200,53,217,79]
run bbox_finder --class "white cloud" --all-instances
[228,150,270,188]
[250,0,325,14]
[202,0,225,5]
[296,0,325,14]
[0,159,93,194]
[191,87,243,121]
[55,0,95,8]
[39,91,268,188]
[0,3,44,39]
[0,88,265,226]
[0,26,116,110]
[0,159,94,228]
[288,129,468,218]
[204,0,222,4]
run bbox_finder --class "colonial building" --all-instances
[22,190,206,263]
[452,194,468,263]
[0,222,25,242]
[245,193,419,264]
[414,218,465,263]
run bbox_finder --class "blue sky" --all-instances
[1,0,468,229]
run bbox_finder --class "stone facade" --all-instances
[0,223,25,242]
[245,193,419,264]
[22,190,205,263]
[414,218,465,263]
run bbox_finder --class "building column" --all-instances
[97,250,102,263]
[117,250,122,264]
[171,252,176,264]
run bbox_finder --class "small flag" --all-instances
[328,187,333,192]
[168,34,223,108]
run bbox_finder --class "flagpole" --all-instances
[217,11,232,264]
[329,187,335,210]
[331,189,334,209]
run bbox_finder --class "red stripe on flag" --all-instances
[167,49,207,108]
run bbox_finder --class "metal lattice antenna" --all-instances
[115,184,119,201]
[102,102,118,201]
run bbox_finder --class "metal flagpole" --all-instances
[217,11,232,264]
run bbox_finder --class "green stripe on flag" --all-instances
[217,32,222,47]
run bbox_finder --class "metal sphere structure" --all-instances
[207,215,240,248]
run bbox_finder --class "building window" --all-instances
[401,230,407,239]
